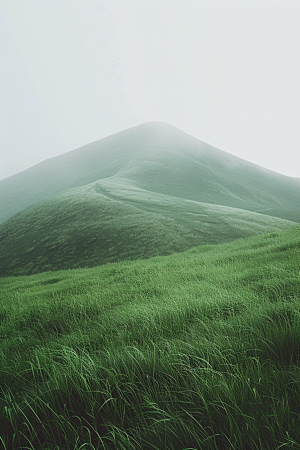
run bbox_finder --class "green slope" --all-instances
[1,122,300,224]
[0,227,299,449]
[0,178,295,276]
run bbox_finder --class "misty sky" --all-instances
[1,0,299,180]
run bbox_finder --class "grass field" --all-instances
[1,226,299,449]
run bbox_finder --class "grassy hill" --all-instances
[0,226,299,449]
[1,122,299,276]
[1,122,300,224]
[0,177,295,276]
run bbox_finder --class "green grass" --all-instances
[0,226,299,449]
[0,178,295,276]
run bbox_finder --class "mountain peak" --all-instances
[0,123,300,225]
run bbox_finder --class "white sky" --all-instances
[1,0,299,179]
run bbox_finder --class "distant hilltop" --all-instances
[0,122,299,276]
[1,121,300,224]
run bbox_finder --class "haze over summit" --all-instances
[1,121,300,224]
[1,0,300,179]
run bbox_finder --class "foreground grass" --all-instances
[0,226,299,449]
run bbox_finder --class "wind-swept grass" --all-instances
[0,226,299,449]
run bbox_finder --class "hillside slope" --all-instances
[0,178,295,276]
[0,227,300,449]
[1,122,300,224]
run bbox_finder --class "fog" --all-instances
[1,0,299,179]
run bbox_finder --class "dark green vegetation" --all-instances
[0,122,299,276]
[1,226,300,449]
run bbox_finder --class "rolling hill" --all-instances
[0,177,296,276]
[0,122,299,276]
[1,122,300,224]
